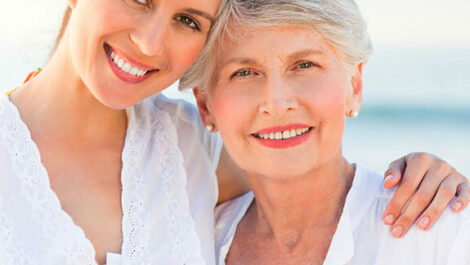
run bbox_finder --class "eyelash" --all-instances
[231,68,255,79]
[175,15,201,31]
[295,61,320,70]
[230,61,320,79]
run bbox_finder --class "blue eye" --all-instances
[298,62,315,69]
[176,15,201,31]
[232,69,253,78]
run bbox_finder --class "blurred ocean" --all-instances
[1,46,469,176]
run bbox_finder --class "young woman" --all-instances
[0,0,468,264]
[186,0,470,264]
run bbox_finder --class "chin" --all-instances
[250,164,314,181]
[92,87,141,110]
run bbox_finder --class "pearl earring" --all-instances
[349,110,359,118]
[206,124,214,132]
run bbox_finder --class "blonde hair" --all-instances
[179,0,372,91]
[50,7,72,57]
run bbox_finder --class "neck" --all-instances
[246,155,355,250]
[10,38,127,146]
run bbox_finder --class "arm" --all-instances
[216,146,250,205]
[382,152,469,237]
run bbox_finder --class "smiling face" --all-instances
[66,0,220,109]
[196,26,363,180]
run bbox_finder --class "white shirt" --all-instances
[0,93,223,265]
[214,165,470,265]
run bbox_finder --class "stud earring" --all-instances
[349,110,359,118]
[206,124,214,132]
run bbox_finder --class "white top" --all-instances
[0,93,223,265]
[214,165,470,265]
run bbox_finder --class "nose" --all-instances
[129,13,168,57]
[258,75,298,118]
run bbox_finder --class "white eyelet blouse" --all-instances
[214,166,470,265]
[0,93,223,265]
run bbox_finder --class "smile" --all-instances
[104,43,157,83]
[110,51,148,77]
[253,127,312,140]
[252,125,314,149]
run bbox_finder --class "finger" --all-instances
[389,169,444,236]
[451,178,470,212]
[384,157,406,189]
[414,174,460,232]
[382,153,433,226]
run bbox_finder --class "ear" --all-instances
[349,62,364,112]
[68,0,78,9]
[193,88,215,127]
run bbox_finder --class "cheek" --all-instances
[69,2,128,74]
[209,86,257,163]
[299,75,347,152]
[298,73,348,120]
[169,38,206,75]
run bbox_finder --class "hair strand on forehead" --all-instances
[50,6,72,58]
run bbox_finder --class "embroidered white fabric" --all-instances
[0,93,222,265]
[214,166,470,265]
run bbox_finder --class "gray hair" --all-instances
[179,0,373,91]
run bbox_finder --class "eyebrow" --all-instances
[288,49,325,61]
[222,49,325,67]
[223,58,260,66]
[182,8,215,24]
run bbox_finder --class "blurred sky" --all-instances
[1,0,469,104]
[0,0,469,173]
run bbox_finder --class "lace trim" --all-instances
[0,196,36,265]
[120,106,150,263]
[155,101,206,265]
[0,94,96,265]
[121,98,206,265]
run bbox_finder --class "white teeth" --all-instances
[129,67,139,76]
[255,127,311,140]
[282,130,290,139]
[290,129,296,137]
[108,49,149,77]
[122,63,131,72]
[117,59,124,68]
[269,132,275,139]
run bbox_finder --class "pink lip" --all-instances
[253,124,313,149]
[255,124,310,134]
[105,44,156,84]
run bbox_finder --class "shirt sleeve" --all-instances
[446,210,470,265]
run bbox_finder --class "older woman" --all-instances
[184,0,470,264]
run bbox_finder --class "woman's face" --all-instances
[197,26,363,180]
[67,0,220,109]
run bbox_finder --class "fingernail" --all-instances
[417,216,430,230]
[384,174,395,184]
[391,226,403,238]
[452,201,462,212]
[384,214,395,225]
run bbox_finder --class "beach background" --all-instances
[0,0,469,176]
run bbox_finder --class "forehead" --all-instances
[219,26,335,63]
[174,0,220,15]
